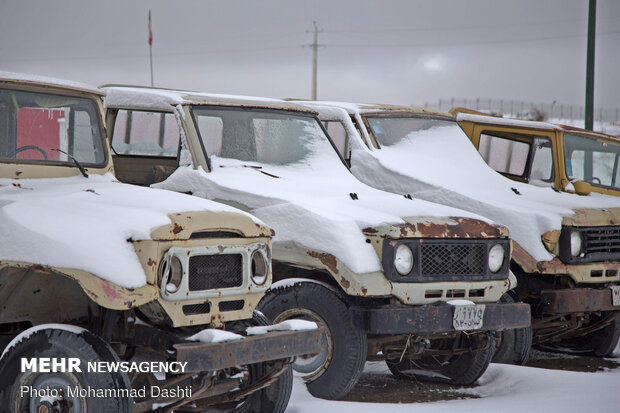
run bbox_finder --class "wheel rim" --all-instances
[273,308,333,381]
[18,371,87,413]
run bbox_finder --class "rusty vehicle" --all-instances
[451,108,620,197]
[300,100,620,364]
[102,85,530,400]
[0,73,323,413]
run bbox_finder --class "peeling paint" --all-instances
[341,277,351,290]
[172,223,184,235]
[307,251,339,274]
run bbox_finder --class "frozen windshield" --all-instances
[192,106,345,168]
[0,88,106,166]
[364,116,456,147]
[564,132,620,189]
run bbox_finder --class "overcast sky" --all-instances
[1,0,618,110]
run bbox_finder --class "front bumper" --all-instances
[174,328,324,372]
[349,302,530,335]
[540,287,620,314]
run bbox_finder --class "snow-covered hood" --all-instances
[0,173,263,289]
[337,112,620,262]
[154,157,506,275]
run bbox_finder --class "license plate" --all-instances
[611,286,620,307]
[453,305,485,331]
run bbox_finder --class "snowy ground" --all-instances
[287,340,620,413]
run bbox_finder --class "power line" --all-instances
[326,29,620,49]
[303,21,325,100]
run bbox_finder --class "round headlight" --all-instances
[251,251,268,285]
[570,231,583,257]
[488,244,505,273]
[164,255,183,293]
[394,244,414,275]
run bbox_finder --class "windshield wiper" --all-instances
[52,148,89,178]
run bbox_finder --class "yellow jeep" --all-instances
[452,108,620,197]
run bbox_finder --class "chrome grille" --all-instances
[188,254,243,291]
[421,243,485,276]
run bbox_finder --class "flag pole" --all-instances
[148,10,154,87]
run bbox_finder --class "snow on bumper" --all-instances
[174,328,324,372]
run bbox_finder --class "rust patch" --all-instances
[147,258,156,267]
[30,264,48,273]
[100,280,122,300]
[362,227,378,234]
[412,218,503,239]
[307,251,339,274]
[172,223,183,235]
[341,277,351,290]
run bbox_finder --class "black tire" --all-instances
[231,311,293,413]
[492,292,532,365]
[589,313,620,357]
[547,312,620,357]
[386,334,495,385]
[257,281,367,400]
[0,326,133,412]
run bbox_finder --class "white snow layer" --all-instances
[1,323,86,359]
[154,149,493,275]
[0,70,102,95]
[0,173,260,289]
[456,112,560,130]
[288,350,620,413]
[447,299,476,306]
[339,119,620,261]
[246,320,318,336]
[186,329,244,343]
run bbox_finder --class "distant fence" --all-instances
[419,98,620,124]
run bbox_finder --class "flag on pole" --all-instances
[148,10,153,46]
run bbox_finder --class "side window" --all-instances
[112,110,180,157]
[479,133,529,176]
[322,121,348,158]
[529,138,554,182]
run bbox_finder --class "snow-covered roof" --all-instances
[453,111,620,141]
[103,86,317,114]
[296,100,447,118]
[0,71,103,96]
[308,102,620,262]
[455,112,560,131]
[0,173,260,289]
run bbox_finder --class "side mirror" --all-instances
[572,180,592,195]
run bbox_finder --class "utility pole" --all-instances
[585,0,596,130]
[148,10,154,87]
[306,21,324,100]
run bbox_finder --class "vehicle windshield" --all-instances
[192,106,345,168]
[364,116,456,147]
[0,87,106,166]
[563,132,620,189]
